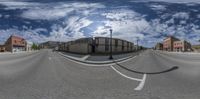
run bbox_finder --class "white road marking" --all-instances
[58,52,147,90]
[134,74,147,91]
[60,55,114,67]
[58,52,137,67]
[110,66,142,81]
[118,56,137,64]
[81,55,90,61]
[110,65,147,91]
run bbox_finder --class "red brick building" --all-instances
[163,36,179,51]
[158,36,192,52]
[4,35,26,52]
[173,40,192,52]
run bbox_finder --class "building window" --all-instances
[122,41,124,51]
[115,39,118,47]
[105,38,109,51]
[96,38,99,44]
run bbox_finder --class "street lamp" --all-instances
[109,28,113,60]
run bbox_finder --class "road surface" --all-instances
[0,49,200,99]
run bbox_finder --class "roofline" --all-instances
[10,35,25,40]
[163,36,179,41]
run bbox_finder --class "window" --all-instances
[122,41,124,51]
[96,38,99,45]
[105,38,109,51]
[115,39,118,47]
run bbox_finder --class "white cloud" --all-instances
[173,12,190,19]
[150,5,166,11]
[197,14,200,18]
[146,0,200,3]
[0,1,105,20]
[21,8,73,20]
[1,0,200,47]
[48,16,93,41]
[4,15,10,18]
[0,1,40,10]
[93,9,150,43]
[95,8,200,47]
[102,9,140,20]
[0,28,48,44]
[22,3,104,20]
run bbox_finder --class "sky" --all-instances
[0,0,200,47]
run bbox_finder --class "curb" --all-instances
[0,51,38,55]
[58,52,135,65]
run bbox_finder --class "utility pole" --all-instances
[136,37,139,51]
[109,28,113,60]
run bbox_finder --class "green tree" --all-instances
[32,43,39,50]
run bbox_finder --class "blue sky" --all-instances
[0,0,200,47]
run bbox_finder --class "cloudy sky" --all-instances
[0,0,200,47]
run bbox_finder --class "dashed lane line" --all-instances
[110,65,147,91]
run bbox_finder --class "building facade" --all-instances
[94,37,134,54]
[0,45,5,52]
[157,36,192,52]
[59,37,135,54]
[4,35,26,52]
[26,41,33,51]
[155,43,163,50]
[39,41,60,49]
[173,40,192,52]
[163,36,179,51]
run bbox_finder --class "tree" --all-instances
[32,43,39,50]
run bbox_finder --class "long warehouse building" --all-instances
[59,37,135,54]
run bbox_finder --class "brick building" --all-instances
[157,36,192,52]
[173,40,192,52]
[4,35,26,52]
[163,36,179,51]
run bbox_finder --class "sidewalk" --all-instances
[0,50,38,55]
[58,51,142,64]
[156,50,200,55]
[87,52,139,61]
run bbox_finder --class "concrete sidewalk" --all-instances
[0,50,39,55]
[58,51,143,64]
[156,50,200,55]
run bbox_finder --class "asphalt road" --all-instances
[0,49,200,99]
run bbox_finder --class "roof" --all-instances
[157,43,163,45]
[94,37,134,44]
[163,36,179,41]
[10,35,25,40]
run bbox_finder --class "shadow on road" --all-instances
[114,61,179,75]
